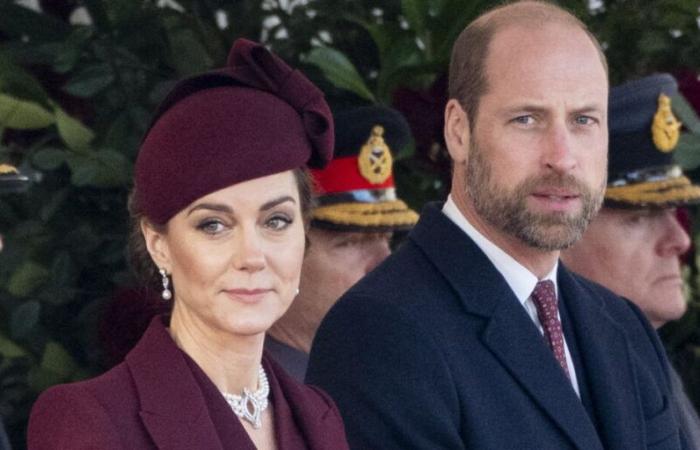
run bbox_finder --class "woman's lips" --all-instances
[224,288,272,303]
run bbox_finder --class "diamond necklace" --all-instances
[221,365,270,429]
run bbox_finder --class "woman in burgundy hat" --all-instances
[28,39,348,450]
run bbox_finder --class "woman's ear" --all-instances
[444,99,471,165]
[140,219,171,272]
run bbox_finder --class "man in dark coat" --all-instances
[307,2,690,449]
[562,73,700,448]
[266,105,418,381]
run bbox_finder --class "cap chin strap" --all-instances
[316,188,397,206]
[609,164,682,187]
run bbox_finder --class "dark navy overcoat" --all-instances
[307,203,689,450]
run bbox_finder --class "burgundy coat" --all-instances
[28,317,348,450]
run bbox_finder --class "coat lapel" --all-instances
[558,267,644,450]
[126,317,227,450]
[410,204,602,450]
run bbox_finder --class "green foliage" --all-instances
[0,1,700,447]
[306,47,376,102]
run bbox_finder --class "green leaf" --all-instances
[166,26,214,76]
[0,3,71,42]
[28,341,80,392]
[0,94,54,129]
[91,149,131,187]
[432,0,487,59]
[675,133,700,170]
[66,154,99,186]
[0,333,28,358]
[361,22,392,57]
[0,50,50,105]
[7,261,50,298]
[671,93,700,135]
[305,47,375,102]
[40,188,70,222]
[55,108,94,152]
[51,252,78,288]
[32,148,67,171]
[402,0,428,34]
[10,300,41,339]
[53,46,82,74]
[63,65,115,98]
[66,150,131,188]
[40,341,77,380]
[53,27,95,74]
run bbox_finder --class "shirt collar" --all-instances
[442,195,559,305]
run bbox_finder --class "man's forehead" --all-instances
[484,23,607,89]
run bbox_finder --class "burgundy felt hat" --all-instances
[135,39,334,225]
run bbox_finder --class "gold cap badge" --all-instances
[358,125,393,184]
[651,93,682,153]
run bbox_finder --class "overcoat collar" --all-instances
[124,316,346,450]
[125,316,229,449]
[558,268,645,449]
[409,203,640,450]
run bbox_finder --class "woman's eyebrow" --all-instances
[186,195,296,216]
[186,203,232,216]
[260,196,296,211]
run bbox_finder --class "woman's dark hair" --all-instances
[127,168,314,295]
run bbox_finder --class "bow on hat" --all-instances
[225,39,332,168]
[147,39,333,169]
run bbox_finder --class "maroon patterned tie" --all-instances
[531,280,570,379]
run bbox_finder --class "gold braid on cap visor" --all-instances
[312,200,419,227]
[605,175,700,206]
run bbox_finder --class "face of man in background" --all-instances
[276,227,391,352]
[561,207,690,327]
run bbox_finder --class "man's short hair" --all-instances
[448,0,608,130]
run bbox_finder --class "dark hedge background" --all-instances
[1,1,699,447]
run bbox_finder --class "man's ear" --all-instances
[444,99,471,165]
[141,219,171,272]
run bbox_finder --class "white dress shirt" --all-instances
[443,196,580,396]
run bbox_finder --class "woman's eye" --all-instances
[197,219,225,234]
[266,215,292,231]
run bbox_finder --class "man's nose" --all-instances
[542,123,576,174]
[658,209,691,257]
[363,236,391,273]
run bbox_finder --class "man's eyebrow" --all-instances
[499,105,548,115]
[571,104,604,115]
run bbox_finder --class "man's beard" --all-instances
[466,139,605,251]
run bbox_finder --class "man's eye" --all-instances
[335,238,361,248]
[197,219,225,234]
[512,115,534,125]
[623,214,646,226]
[266,215,292,231]
[574,115,596,125]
